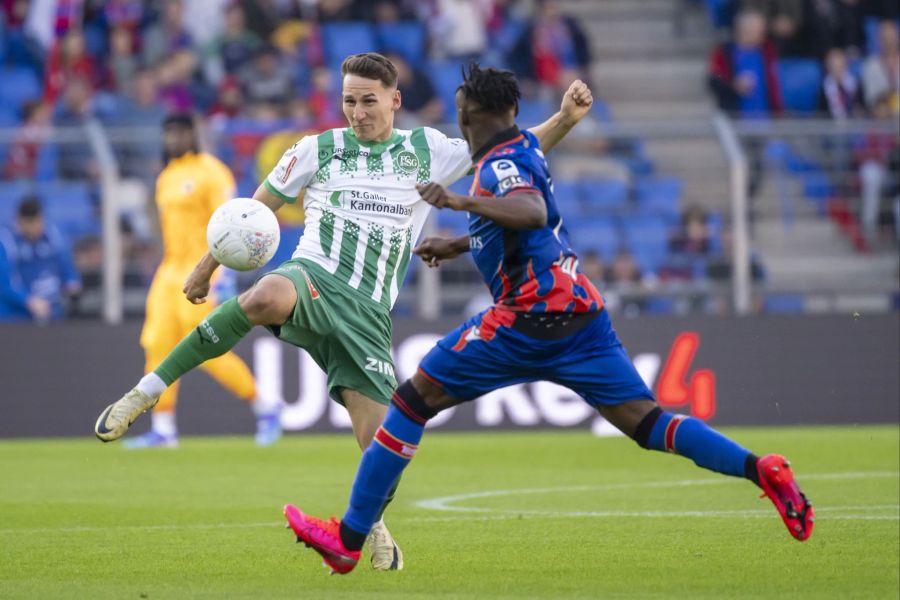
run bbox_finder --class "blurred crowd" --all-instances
[1,1,896,322]
[708,0,899,118]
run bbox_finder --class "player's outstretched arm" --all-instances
[414,235,470,267]
[184,182,288,305]
[528,80,593,153]
[417,183,547,230]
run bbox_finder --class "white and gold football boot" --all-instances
[94,389,158,442]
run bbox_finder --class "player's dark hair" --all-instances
[341,52,398,88]
[163,112,195,130]
[17,196,42,219]
[458,62,520,116]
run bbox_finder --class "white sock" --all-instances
[136,372,167,398]
[151,411,177,438]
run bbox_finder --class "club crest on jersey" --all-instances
[395,151,419,174]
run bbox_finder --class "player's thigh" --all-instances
[239,273,298,326]
[257,261,336,341]
[418,310,535,403]
[552,339,655,435]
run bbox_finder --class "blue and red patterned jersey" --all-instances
[466,126,603,314]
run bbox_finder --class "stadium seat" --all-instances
[777,60,823,114]
[704,0,734,27]
[429,60,466,120]
[864,17,900,56]
[0,66,42,113]
[321,22,377,68]
[516,97,553,128]
[644,296,676,315]
[376,22,426,67]
[577,178,628,214]
[551,178,581,217]
[567,217,619,262]
[763,294,805,314]
[634,177,683,218]
[35,182,98,239]
[0,181,31,222]
[33,143,59,182]
[706,211,724,255]
[621,215,671,273]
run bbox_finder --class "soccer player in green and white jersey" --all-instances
[94,52,594,570]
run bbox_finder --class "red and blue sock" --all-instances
[340,381,431,550]
[634,407,759,485]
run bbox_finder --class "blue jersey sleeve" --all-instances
[479,155,542,198]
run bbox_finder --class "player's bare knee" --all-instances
[239,276,295,325]
[599,399,660,445]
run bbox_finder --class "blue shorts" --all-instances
[418,308,655,407]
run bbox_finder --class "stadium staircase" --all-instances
[559,0,897,309]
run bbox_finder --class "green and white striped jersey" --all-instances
[264,127,471,309]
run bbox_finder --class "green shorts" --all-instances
[262,258,397,406]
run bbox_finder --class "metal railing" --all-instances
[1,115,897,322]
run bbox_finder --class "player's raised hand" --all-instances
[560,79,593,123]
[416,182,465,211]
[414,236,466,267]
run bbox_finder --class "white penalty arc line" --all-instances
[413,470,900,521]
[1,472,897,535]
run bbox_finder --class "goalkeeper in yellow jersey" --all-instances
[126,113,280,448]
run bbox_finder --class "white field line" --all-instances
[1,472,897,535]
[414,471,900,513]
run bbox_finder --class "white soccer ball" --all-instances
[207,198,280,271]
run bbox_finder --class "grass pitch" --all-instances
[1,426,898,599]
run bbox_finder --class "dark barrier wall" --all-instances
[1,314,897,438]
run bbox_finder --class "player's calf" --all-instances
[622,403,814,541]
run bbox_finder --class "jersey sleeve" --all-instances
[479,155,541,198]
[264,135,318,204]
[425,128,472,186]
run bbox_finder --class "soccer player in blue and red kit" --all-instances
[285,64,815,574]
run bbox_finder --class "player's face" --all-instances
[342,74,400,142]
[162,125,196,160]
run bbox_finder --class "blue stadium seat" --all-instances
[35,182,98,239]
[577,178,628,214]
[706,211,724,255]
[321,22,377,68]
[705,0,734,27]
[429,60,465,119]
[621,215,671,273]
[551,178,580,217]
[644,296,676,315]
[0,181,31,222]
[777,60,823,114]
[377,22,426,67]
[864,17,899,56]
[763,294,805,314]
[34,143,59,182]
[517,97,553,128]
[0,66,42,113]
[566,217,619,262]
[635,177,683,217]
